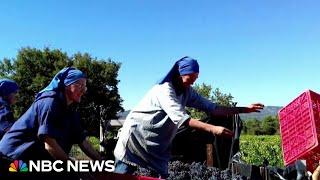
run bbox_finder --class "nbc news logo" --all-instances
[4,159,114,173]
[9,160,28,172]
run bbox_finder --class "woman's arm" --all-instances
[79,139,102,160]
[187,118,234,138]
[211,103,264,116]
[43,136,69,161]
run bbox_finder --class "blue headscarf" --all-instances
[158,56,199,84]
[0,79,19,97]
[36,67,86,98]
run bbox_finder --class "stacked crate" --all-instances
[279,90,320,171]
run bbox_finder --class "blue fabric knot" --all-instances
[36,67,86,98]
[158,56,199,84]
[0,79,19,97]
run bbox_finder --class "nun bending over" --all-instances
[0,79,19,140]
[0,67,101,162]
[114,56,264,178]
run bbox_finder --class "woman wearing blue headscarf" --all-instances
[0,67,101,162]
[114,56,264,178]
[0,79,19,139]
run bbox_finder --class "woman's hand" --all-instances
[207,125,234,138]
[187,119,234,138]
[244,103,264,113]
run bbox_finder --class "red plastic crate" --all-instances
[278,90,320,171]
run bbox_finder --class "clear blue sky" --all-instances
[1,0,320,110]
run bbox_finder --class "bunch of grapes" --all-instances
[134,160,245,180]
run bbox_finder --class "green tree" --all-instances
[0,58,15,77]
[0,47,123,137]
[212,88,234,107]
[187,83,234,119]
[243,118,263,135]
[261,116,279,135]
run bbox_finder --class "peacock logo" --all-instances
[9,160,28,172]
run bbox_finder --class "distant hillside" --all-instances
[120,106,282,121]
[240,106,282,120]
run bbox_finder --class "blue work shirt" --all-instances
[0,99,14,139]
[0,91,86,160]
